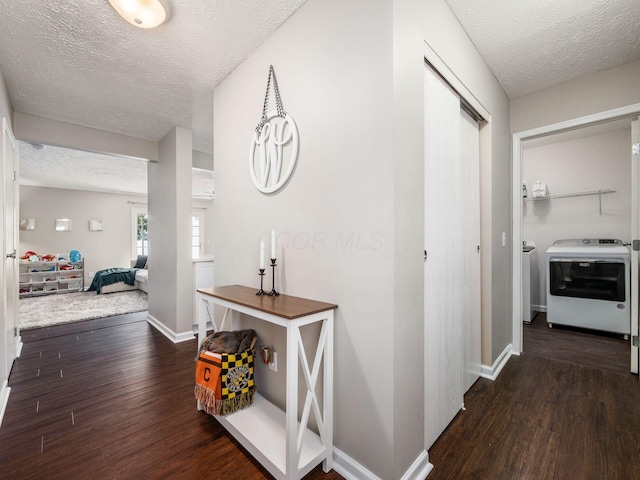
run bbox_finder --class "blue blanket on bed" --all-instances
[87,268,138,294]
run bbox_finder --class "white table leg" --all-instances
[323,314,334,472]
[286,322,299,479]
[197,293,207,350]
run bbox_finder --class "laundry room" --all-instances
[522,118,633,339]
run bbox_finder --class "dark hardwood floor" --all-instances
[428,312,640,480]
[0,313,343,480]
[4,311,639,479]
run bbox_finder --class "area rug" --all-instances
[19,290,148,330]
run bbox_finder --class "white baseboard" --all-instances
[0,380,11,428]
[333,447,382,480]
[402,450,434,480]
[15,336,23,358]
[333,447,433,480]
[479,343,512,381]
[146,314,195,343]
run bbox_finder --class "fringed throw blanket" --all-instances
[87,268,137,294]
[195,330,257,416]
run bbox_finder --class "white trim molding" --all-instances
[333,448,383,480]
[0,380,11,428]
[402,450,434,480]
[423,42,490,122]
[15,336,23,359]
[479,344,513,381]
[333,447,433,480]
[146,314,195,343]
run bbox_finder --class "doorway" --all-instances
[512,103,640,374]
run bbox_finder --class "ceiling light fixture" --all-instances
[108,0,169,29]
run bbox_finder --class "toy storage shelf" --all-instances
[19,259,84,298]
[196,285,337,480]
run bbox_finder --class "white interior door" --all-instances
[631,118,639,374]
[3,118,18,376]
[459,110,482,391]
[424,63,481,449]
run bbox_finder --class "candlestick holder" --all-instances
[256,268,266,295]
[268,258,279,296]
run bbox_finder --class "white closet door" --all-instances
[424,65,463,450]
[424,64,481,449]
[459,110,481,392]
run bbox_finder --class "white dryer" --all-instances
[546,238,630,336]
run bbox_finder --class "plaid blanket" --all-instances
[195,349,256,416]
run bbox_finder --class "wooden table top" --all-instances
[196,285,338,320]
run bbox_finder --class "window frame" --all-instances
[192,210,204,259]
[131,206,149,261]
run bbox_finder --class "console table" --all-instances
[196,285,337,480]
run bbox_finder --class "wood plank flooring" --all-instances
[3,311,639,479]
[0,313,343,480]
[428,312,640,480]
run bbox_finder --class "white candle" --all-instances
[271,230,276,259]
[260,240,265,269]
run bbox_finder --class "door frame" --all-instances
[512,103,640,362]
[3,118,20,365]
[631,118,639,373]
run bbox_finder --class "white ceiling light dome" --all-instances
[108,0,170,29]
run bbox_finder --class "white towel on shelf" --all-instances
[532,180,548,198]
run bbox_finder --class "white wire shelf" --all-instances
[524,189,616,215]
[525,189,615,201]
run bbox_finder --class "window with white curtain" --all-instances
[131,206,149,260]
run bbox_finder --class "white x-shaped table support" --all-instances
[195,287,335,480]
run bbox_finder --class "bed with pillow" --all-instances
[87,255,149,294]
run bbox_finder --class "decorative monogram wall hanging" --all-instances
[249,65,299,194]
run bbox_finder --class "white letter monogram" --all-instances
[249,111,299,194]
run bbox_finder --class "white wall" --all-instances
[523,127,632,307]
[213,0,511,477]
[18,185,214,288]
[214,0,396,477]
[511,59,640,133]
[14,113,158,162]
[148,127,193,337]
[19,186,147,285]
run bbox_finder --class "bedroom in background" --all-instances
[17,178,214,330]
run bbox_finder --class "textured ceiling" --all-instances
[19,141,215,198]
[0,0,308,154]
[2,0,640,196]
[446,0,640,98]
[0,0,305,197]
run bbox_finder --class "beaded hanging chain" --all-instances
[255,65,287,134]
